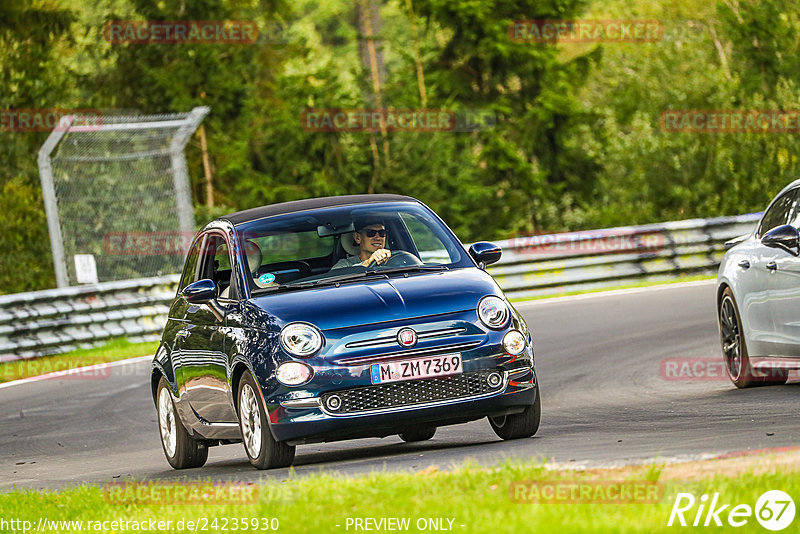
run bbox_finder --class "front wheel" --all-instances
[489,387,541,440]
[156,377,208,469]
[238,371,295,470]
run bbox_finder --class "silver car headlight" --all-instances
[478,296,509,329]
[280,323,323,357]
[503,330,526,355]
[276,362,313,386]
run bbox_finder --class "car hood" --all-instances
[247,268,501,331]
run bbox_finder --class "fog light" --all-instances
[503,330,526,355]
[487,372,503,388]
[276,362,313,386]
[326,395,342,411]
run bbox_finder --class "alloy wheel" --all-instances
[240,383,262,458]
[720,296,742,380]
[158,387,177,458]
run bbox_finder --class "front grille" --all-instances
[320,370,504,415]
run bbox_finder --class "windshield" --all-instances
[234,201,473,294]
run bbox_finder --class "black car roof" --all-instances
[222,194,419,225]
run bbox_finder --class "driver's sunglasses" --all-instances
[362,229,386,238]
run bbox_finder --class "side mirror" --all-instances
[762,224,800,256]
[181,279,218,304]
[469,242,502,268]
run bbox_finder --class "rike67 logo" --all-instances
[668,490,795,531]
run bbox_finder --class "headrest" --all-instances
[242,240,262,275]
[341,233,360,256]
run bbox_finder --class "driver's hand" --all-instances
[363,249,391,266]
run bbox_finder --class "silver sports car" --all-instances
[717,179,800,387]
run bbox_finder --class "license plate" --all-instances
[370,354,463,384]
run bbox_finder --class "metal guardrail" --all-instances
[0,275,179,362]
[487,213,761,299]
[0,214,761,362]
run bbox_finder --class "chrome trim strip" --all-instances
[508,367,532,376]
[418,327,467,339]
[335,341,480,365]
[344,327,468,348]
[320,371,509,417]
[281,398,322,409]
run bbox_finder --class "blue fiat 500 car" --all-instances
[152,195,539,469]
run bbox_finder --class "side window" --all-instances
[179,238,202,290]
[197,234,234,297]
[399,213,461,264]
[758,190,797,236]
[786,189,800,229]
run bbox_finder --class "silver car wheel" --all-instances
[720,295,742,380]
[158,387,177,458]
[240,383,262,458]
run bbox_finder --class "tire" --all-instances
[719,288,788,388]
[156,377,208,469]
[237,370,295,470]
[399,427,436,442]
[489,386,541,440]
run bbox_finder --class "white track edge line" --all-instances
[0,354,152,390]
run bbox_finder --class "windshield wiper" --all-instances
[255,266,445,294]
[364,265,449,276]
[282,271,384,288]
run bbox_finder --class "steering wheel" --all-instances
[367,250,424,269]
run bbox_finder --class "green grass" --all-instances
[0,337,158,383]
[508,274,715,303]
[1,459,797,533]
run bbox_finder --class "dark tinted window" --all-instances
[786,189,800,229]
[179,238,202,290]
[758,189,798,236]
[198,234,234,296]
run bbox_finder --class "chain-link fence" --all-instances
[38,107,208,287]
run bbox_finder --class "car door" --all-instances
[749,188,798,356]
[177,232,239,424]
[768,188,800,356]
[170,237,202,413]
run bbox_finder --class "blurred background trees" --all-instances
[1,0,799,292]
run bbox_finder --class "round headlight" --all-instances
[276,362,313,386]
[478,296,509,329]
[503,330,526,355]
[280,323,323,357]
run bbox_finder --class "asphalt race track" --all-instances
[3,280,799,491]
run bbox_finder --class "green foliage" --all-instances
[3,0,800,293]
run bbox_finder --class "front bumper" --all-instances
[267,367,536,444]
